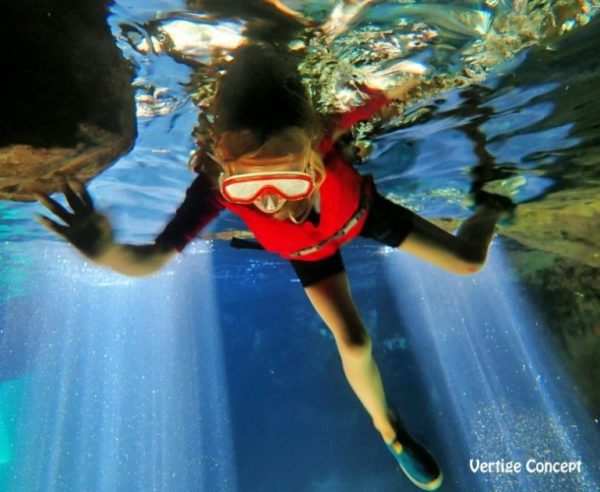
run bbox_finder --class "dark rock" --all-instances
[0,0,136,201]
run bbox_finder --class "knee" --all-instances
[454,243,486,275]
[453,258,484,275]
[337,329,373,363]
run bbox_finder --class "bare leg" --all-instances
[303,269,443,490]
[303,272,396,442]
[399,203,503,274]
[300,202,504,433]
[297,201,502,438]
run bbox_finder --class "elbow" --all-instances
[451,244,487,275]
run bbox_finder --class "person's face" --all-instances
[219,151,313,214]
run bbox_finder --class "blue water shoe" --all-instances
[386,420,443,491]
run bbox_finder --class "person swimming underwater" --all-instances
[36,43,513,490]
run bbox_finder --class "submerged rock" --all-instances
[503,188,600,268]
[0,0,135,201]
[504,242,600,415]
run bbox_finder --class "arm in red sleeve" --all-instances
[336,85,390,132]
[155,172,224,252]
[319,86,390,155]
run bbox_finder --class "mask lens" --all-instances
[221,173,314,202]
[264,178,311,198]
[223,180,265,200]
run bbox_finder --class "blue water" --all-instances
[1,238,599,491]
[2,1,600,491]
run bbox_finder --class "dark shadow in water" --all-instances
[456,86,517,194]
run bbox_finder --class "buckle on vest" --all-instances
[288,194,369,258]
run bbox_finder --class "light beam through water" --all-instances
[381,241,600,491]
[2,241,237,491]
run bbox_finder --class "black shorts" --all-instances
[290,191,416,287]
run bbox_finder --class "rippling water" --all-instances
[1,1,600,491]
[3,0,599,240]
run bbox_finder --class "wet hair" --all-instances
[212,43,318,144]
[207,44,326,223]
[214,126,326,187]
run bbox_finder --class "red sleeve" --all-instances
[155,172,224,252]
[336,86,390,132]
[319,86,390,154]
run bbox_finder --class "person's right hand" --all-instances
[35,180,115,260]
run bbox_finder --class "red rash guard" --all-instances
[156,89,391,259]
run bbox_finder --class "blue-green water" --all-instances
[1,1,600,491]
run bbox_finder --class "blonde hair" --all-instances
[214,126,326,223]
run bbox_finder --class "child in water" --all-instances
[36,43,512,491]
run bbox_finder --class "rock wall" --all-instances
[504,242,600,415]
[0,0,136,201]
[502,189,600,268]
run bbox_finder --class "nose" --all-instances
[255,193,285,213]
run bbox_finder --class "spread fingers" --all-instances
[36,214,69,237]
[68,179,95,211]
[34,193,74,224]
[63,180,87,215]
